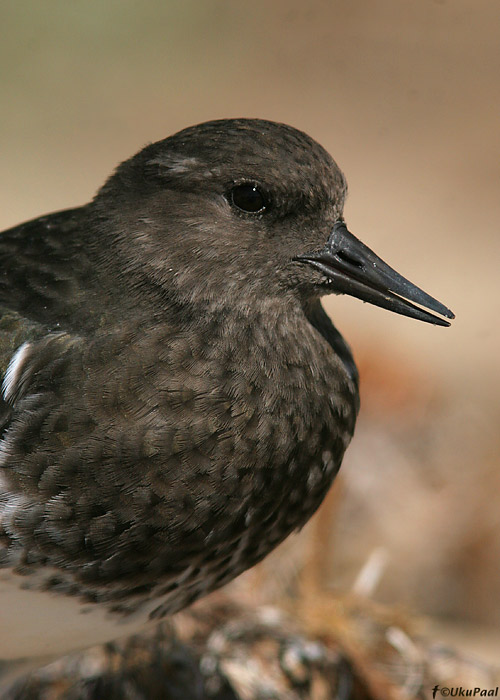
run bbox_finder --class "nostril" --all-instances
[336,250,363,269]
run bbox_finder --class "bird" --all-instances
[0,118,454,685]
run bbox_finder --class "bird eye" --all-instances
[230,184,267,214]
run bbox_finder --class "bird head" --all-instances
[92,118,453,325]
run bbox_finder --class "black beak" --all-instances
[294,221,454,326]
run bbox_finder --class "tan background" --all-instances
[1,0,499,659]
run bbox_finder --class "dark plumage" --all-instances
[0,119,453,677]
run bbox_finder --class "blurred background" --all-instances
[0,0,498,664]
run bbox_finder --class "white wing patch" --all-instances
[1,342,32,403]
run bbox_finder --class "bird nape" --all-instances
[0,118,454,684]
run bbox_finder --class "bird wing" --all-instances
[0,209,100,567]
[0,207,94,332]
[0,207,92,443]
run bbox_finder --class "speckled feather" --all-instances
[0,120,359,668]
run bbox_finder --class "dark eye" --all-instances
[230,184,267,213]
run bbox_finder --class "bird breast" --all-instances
[0,303,357,616]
